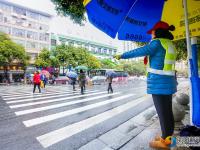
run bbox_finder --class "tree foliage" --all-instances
[51,0,86,24]
[35,45,101,69]
[118,60,146,75]
[100,59,118,69]
[0,32,30,81]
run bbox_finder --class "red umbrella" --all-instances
[41,70,50,78]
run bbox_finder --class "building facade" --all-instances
[51,33,118,60]
[0,0,52,82]
[0,0,52,62]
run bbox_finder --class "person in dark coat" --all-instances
[78,70,86,94]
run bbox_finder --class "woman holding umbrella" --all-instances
[115,21,177,149]
[66,71,78,91]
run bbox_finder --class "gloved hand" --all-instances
[114,54,121,60]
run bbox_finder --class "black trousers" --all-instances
[33,83,41,93]
[152,94,174,139]
[108,83,113,93]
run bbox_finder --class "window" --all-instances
[27,21,38,29]
[27,31,38,40]
[39,33,49,42]
[27,11,39,20]
[68,41,74,46]
[39,24,49,31]
[3,15,12,23]
[0,25,11,34]
[13,39,25,47]
[98,48,101,53]
[109,49,112,55]
[13,7,26,16]
[26,41,38,49]
[113,50,117,55]
[12,28,25,38]
[77,43,82,47]
[91,46,96,52]
[103,48,107,54]
[51,39,57,46]
[0,3,11,12]
[39,43,49,50]
[12,17,25,26]
[0,14,3,22]
[39,15,50,23]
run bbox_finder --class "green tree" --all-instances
[51,0,85,24]
[35,48,60,67]
[0,32,29,82]
[118,60,146,75]
[100,59,118,69]
[52,44,101,69]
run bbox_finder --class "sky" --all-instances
[6,0,122,49]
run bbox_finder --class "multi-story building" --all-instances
[0,0,52,61]
[0,0,52,82]
[51,33,118,60]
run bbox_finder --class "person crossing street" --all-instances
[33,71,41,93]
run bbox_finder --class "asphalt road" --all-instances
[0,79,188,150]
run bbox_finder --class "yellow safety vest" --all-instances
[147,38,176,76]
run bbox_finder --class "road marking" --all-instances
[3,90,78,100]
[36,95,146,148]
[7,90,98,104]
[9,91,106,108]
[15,92,120,115]
[23,94,134,127]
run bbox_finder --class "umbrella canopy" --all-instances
[41,70,50,78]
[66,71,78,79]
[106,70,117,78]
[84,0,200,42]
[75,65,88,70]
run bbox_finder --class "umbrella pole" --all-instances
[183,0,193,125]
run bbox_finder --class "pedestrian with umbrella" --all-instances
[106,70,116,94]
[66,71,78,91]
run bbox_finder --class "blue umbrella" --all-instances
[84,0,164,42]
[66,71,78,79]
[106,70,117,78]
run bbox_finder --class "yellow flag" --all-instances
[83,0,91,6]
[162,0,200,40]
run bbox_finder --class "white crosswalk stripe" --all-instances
[15,92,120,115]
[0,85,150,149]
[36,96,146,148]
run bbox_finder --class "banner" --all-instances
[162,0,200,40]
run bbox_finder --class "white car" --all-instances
[91,76,106,85]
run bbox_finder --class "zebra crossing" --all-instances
[0,85,152,150]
